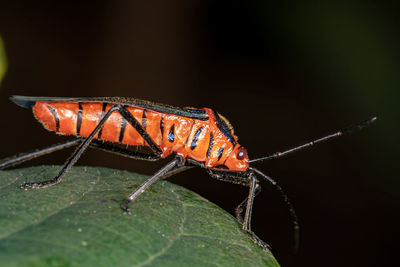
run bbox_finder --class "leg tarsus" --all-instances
[21,182,42,190]
[20,179,60,190]
[121,199,131,214]
[20,165,69,189]
[243,230,271,251]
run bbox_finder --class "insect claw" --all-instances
[20,182,37,190]
[121,200,131,214]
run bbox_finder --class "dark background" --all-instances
[0,1,398,266]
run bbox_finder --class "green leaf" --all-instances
[0,166,279,266]
[0,36,7,86]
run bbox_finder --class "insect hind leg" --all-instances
[20,104,165,190]
[0,139,83,170]
[20,105,122,190]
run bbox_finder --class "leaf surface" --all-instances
[0,166,279,266]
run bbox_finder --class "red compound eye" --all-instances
[237,147,247,160]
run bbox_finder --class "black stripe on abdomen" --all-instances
[76,102,83,136]
[98,103,107,139]
[217,147,224,161]
[168,124,175,142]
[160,115,164,137]
[119,116,127,142]
[190,127,204,150]
[206,132,214,158]
[47,105,59,132]
[142,109,147,130]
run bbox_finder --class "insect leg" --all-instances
[0,139,82,169]
[90,140,161,161]
[235,183,261,224]
[0,139,159,171]
[159,164,193,180]
[242,174,258,231]
[117,106,162,154]
[207,167,258,224]
[20,105,121,190]
[240,174,271,251]
[121,157,180,213]
[0,137,167,171]
[207,169,270,250]
[89,140,193,178]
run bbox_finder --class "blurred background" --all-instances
[0,1,398,266]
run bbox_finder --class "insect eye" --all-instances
[237,147,247,160]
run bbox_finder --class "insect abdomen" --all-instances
[33,102,156,145]
[32,101,235,166]
[33,101,198,150]
[33,102,80,135]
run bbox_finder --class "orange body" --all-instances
[33,101,249,171]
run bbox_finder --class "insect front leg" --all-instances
[207,169,270,251]
[235,182,261,225]
[242,174,271,251]
[20,105,122,190]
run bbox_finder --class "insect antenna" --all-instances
[249,167,300,253]
[249,116,377,164]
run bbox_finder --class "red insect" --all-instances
[0,95,376,251]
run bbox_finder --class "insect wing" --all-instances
[10,95,208,120]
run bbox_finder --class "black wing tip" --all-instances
[10,95,36,109]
